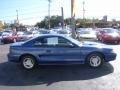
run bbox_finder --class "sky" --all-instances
[0,0,120,25]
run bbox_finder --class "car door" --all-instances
[33,36,82,62]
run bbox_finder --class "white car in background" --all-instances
[77,28,97,40]
[57,30,72,37]
[16,31,34,41]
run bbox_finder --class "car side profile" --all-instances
[1,32,17,44]
[77,29,97,40]
[97,28,120,43]
[8,34,116,70]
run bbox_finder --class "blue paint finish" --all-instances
[8,34,116,65]
[8,54,20,62]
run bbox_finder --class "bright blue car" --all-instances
[8,34,116,70]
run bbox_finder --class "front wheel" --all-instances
[21,55,37,70]
[86,53,103,68]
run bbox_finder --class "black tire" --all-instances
[21,55,37,70]
[86,53,103,68]
[114,41,119,44]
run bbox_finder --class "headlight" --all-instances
[110,49,116,53]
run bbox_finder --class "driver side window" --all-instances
[57,37,73,47]
[34,37,47,46]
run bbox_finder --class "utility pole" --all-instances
[71,0,76,39]
[16,10,19,24]
[48,0,51,29]
[61,7,64,29]
[92,17,95,29]
[83,1,85,20]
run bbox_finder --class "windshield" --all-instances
[103,29,118,33]
[65,36,82,46]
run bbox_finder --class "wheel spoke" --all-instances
[90,55,101,67]
[23,57,34,69]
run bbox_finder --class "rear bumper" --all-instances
[7,53,20,63]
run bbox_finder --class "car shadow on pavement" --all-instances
[0,62,114,86]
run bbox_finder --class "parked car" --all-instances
[33,30,50,37]
[1,32,18,44]
[57,30,72,37]
[96,28,120,43]
[8,34,116,70]
[17,31,24,36]
[16,31,24,41]
[16,31,33,41]
[2,31,12,38]
[39,30,50,34]
[77,28,97,40]
[0,32,3,44]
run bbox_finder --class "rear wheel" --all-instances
[86,53,103,68]
[21,55,37,70]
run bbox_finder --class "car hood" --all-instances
[81,41,112,49]
[10,42,25,46]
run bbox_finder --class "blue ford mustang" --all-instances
[8,34,116,70]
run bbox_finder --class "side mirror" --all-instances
[67,43,76,48]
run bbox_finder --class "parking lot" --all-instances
[0,44,120,90]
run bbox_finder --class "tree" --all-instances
[0,21,4,31]
[35,15,63,28]
[64,18,71,25]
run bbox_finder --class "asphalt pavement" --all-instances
[0,44,120,90]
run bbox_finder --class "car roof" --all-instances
[36,34,68,38]
[24,34,73,44]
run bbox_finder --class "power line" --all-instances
[20,16,44,21]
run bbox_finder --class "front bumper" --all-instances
[103,37,120,42]
[7,53,20,63]
[105,53,116,62]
